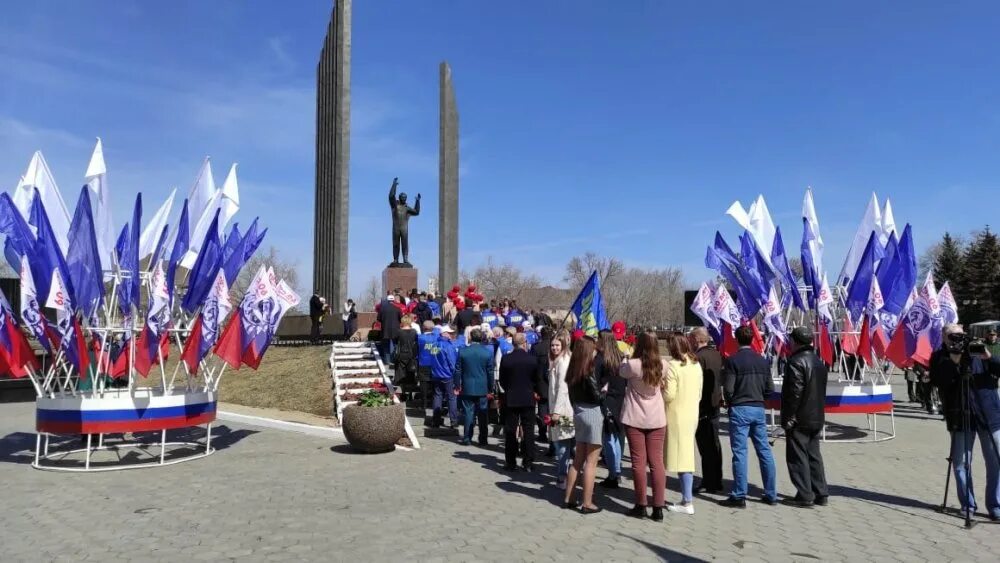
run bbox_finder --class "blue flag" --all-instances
[66,187,105,319]
[223,217,265,285]
[220,223,242,266]
[116,194,142,317]
[882,225,916,316]
[706,232,759,319]
[771,226,805,311]
[150,224,169,266]
[800,217,821,309]
[0,193,36,272]
[29,189,75,307]
[845,232,879,322]
[182,208,222,314]
[569,271,610,337]
[166,199,190,303]
[740,232,770,308]
[246,225,267,262]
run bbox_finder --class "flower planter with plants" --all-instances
[340,383,405,453]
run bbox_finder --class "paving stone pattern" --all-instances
[1,381,998,562]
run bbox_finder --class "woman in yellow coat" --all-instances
[662,333,704,515]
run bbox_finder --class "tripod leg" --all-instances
[941,457,952,510]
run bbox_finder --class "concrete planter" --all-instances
[341,403,405,453]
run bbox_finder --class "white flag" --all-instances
[938,281,959,325]
[178,158,218,268]
[13,151,72,252]
[802,188,824,275]
[839,192,882,287]
[146,261,171,337]
[712,285,742,329]
[85,138,115,269]
[271,279,301,332]
[19,256,48,345]
[218,163,240,231]
[690,282,719,330]
[201,269,233,348]
[880,198,897,246]
[139,188,176,260]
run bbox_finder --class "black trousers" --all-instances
[310,319,321,343]
[695,415,723,490]
[505,406,535,467]
[786,427,828,502]
[536,399,550,442]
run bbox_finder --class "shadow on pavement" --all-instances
[619,534,708,562]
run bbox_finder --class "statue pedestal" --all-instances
[382,267,418,298]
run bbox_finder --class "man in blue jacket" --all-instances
[454,328,496,445]
[419,324,457,428]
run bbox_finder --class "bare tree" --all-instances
[564,252,625,290]
[230,246,302,312]
[356,276,381,311]
[461,257,543,301]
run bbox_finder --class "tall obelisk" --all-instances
[438,62,459,293]
[314,0,351,308]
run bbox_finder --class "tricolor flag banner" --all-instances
[858,276,888,363]
[134,261,171,377]
[762,286,787,345]
[215,266,274,370]
[690,282,719,330]
[0,286,38,377]
[938,282,959,325]
[46,269,89,378]
[918,274,943,349]
[816,274,835,366]
[712,285,742,357]
[241,279,300,369]
[568,271,610,338]
[19,255,52,352]
[182,270,232,375]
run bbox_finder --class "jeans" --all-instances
[431,379,458,426]
[379,339,396,367]
[553,438,575,479]
[729,405,777,500]
[460,395,489,444]
[602,430,623,478]
[951,427,1000,517]
[679,472,694,502]
[626,425,666,508]
[536,400,550,442]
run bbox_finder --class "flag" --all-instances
[0,193,36,272]
[30,189,75,308]
[182,209,223,314]
[19,255,52,352]
[215,266,273,369]
[46,269,88,378]
[181,269,232,375]
[115,194,142,317]
[13,151,72,253]
[880,198,897,247]
[84,138,115,269]
[815,274,835,365]
[568,271,610,337]
[917,274,944,349]
[181,159,221,269]
[221,223,242,265]
[727,195,777,269]
[844,232,879,323]
[739,231,771,311]
[66,187,105,319]
[135,261,172,377]
[690,282,719,330]
[712,285,742,357]
[839,193,883,287]
[0,287,38,377]
[881,225,917,317]
[139,188,175,260]
[771,226,805,311]
[166,199,191,303]
[762,286,787,344]
[218,163,240,231]
[242,279,300,369]
[938,282,959,325]
[705,232,760,318]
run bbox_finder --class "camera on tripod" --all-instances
[945,333,987,356]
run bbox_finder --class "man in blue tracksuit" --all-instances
[454,328,496,445]
[481,308,500,330]
[420,324,458,428]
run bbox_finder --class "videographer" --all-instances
[930,324,1000,521]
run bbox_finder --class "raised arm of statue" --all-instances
[411,193,421,216]
[388,177,399,208]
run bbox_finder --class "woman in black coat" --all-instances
[596,330,627,488]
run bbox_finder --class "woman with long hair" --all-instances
[596,330,626,489]
[663,333,704,514]
[562,336,604,514]
[619,331,668,521]
[548,330,574,488]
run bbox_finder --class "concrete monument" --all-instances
[438,62,459,294]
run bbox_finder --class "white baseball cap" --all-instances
[440,325,455,334]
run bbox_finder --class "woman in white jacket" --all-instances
[548,330,575,488]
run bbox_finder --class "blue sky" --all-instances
[3,1,1000,297]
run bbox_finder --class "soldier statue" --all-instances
[388,177,420,267]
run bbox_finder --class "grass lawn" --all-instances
[136,344,334,418]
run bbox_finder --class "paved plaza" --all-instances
[1,381,999,562]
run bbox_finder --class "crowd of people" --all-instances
[365,284,832,517]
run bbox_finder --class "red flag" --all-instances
[841,315,859,355]
[817,322,834,366]
[912,334,933,367]
[886,324,912,369]
[749,320,765,355]
[134,328,170,377]
[2,323,40,377]
[721,322,739,357]
[181,316,205,375]
[872,326,889,360]
[858,316,873,365]
[213,314,244,370]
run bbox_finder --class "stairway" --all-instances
[329,341,420,449]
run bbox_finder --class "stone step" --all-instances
[336,360,379,368]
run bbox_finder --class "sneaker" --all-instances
[667,503,695,515]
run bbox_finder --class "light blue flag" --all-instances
[570,271,610,337]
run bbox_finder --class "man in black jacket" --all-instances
[376,295,402,366]
[781,327,829,508]
[721,326,778,508]
[531,326,554,446]
[691,328,724,494]
[499,333,542,471]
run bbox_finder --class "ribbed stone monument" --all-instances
[438,62,459,294]
[314,0,351,308]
